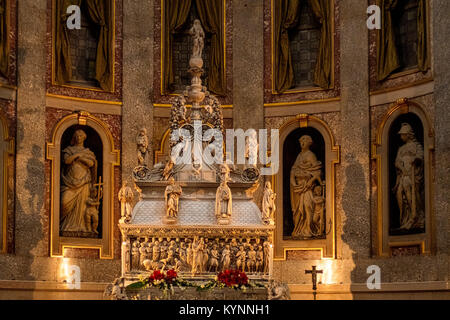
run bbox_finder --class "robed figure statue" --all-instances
[215,178,232,219]
[393,123,425,231]
[290,135,323,238]
[61,129,98,234]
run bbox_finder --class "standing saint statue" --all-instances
[118,182,134,224]
[290,135,323,238]
[393,123,425,231]
[189,19,205,59]
[262,181,276,225]
[61,129,98,234]
[136,128,149,166]
[164,177,182,221]
[215,177,232,221]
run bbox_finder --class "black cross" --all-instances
[305,266,323,294]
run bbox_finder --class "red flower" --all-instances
[149,270,164,281]
[165,269,178,283]
[217,270,248,287]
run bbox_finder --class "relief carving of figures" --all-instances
[136,128,149,166]
[189,19,205,59]
[119,182,134,224]
[61,129,100,235]
[164,178,182,221]
[262,182,276,225]
[393,123,425,231]
[127,236,272,276]
[290,135,324,238]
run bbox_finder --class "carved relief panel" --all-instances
[373,99,434,256]
[274,115,339,259]
[47,111,119,258]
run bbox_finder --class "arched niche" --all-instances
[47,111,120,259]
[373,98,434,257]
[0,114,14,254]
[274,114,340,259]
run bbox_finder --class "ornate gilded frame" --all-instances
[0,114,14,254]
[372,98,435,257]
[274,114,340,260]
[46,111,120,259]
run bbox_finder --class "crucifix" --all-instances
[305,266,323,300]
[93,176,104,203]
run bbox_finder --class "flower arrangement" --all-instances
[127,269,265,294]
[128,269,192,292]
[217,270,249,288]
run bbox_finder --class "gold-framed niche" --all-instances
[0,114,14,254]
[274,114,340,259]
[46,111,120,259]
[372,98,434,257]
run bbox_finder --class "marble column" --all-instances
[122,0,154,180]
[15,0,47,260]
[339,1,371,264]
[233,0,264,131]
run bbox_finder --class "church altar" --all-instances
[107,20,281,300]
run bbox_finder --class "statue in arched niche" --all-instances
[60,129,100,235]
[393,123,425,231]
[290,135,324,238]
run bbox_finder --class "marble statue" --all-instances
[290,135,324,238]
[262,181,276,225]
[189,19,205,59]
[245,130,259,167]
[393,123,425,230]
[263,242,270,274]
[215,177,232,222]
[164,177,182,221]
[246,245,257,273]
[61,129,98,234]
[105,278,128,300]
[131,241,140,269]
[235,246,246,272]
[85,186,100,234]
[268,280,290,300]
[312,185,325,235]
[256,245,264,273]
[208,244,219,272]
[118,182,134,224]
[221,244,231,271]
[191,236,205,275]
[136,128,149,166]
